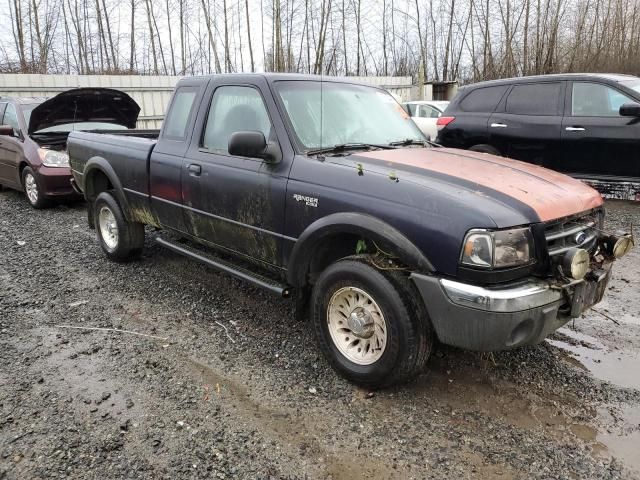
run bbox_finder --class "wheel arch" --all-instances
[83,157,132,221]
[286,212,434,288]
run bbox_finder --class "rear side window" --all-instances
[505,83,561,115]
[459,86,508,113]
[163,86,198,139]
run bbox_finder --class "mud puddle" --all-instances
[547,327,640,390]
[596,405,640,475]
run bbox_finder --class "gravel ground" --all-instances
[0,189,639,479]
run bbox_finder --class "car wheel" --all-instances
[22,167,49,209]
[311,256,433,389]
[469,144,501,156]
[94,191,145,261]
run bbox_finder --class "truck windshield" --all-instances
[275,81,426,151]
[620,79,640,96]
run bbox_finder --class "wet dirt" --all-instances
[0,191,639,479]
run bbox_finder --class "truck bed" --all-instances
[68,130,158,197]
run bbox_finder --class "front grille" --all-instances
[544,211,601,258]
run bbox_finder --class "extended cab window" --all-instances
[572,82,634,116]
[202,86,272,154]
[163,87,197,139]
[459,86,508,113]
[505,83,561,115]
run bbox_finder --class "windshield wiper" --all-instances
[389,138,428,147]
[306,142,394,156]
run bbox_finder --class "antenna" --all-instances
[320,71,323,148]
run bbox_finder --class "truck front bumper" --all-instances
[410,270,610,351]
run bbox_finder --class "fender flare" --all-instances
[286,212,434,287]
[83,157,131,220]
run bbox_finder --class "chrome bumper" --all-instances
[439,278,562,313]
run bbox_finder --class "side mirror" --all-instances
[619,103,640,117]
[228,131,280,163]
[0,125,15,136]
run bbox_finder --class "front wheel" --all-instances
[311,256,433,389]
[94,191,145,261]
[22,167,49,209]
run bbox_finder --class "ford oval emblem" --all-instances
[574,231,587,245]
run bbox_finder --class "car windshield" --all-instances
[34,122,128,133]
[274,81,426,151]
[620,80,640,96]
[21,104,40,127]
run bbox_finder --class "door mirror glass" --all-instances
[0,125,15,136]
[619,102,640,117]
[228,130,280,162]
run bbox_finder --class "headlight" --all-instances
[461,227,534,269]
[38,148,70,168]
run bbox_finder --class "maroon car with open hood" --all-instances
[0,88,141,208]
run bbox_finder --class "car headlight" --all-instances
[38,148,70,168]
[461,227,534,269]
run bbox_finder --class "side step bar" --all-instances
[156,236,292,298]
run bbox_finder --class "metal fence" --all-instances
[0,74,416,129]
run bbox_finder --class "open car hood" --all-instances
[28,88,140,134]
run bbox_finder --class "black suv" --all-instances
[436,74,640,201]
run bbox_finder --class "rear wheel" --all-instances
[94,191,144,261]
[311,256,433,389]
[469,144,501,156]
[22,167,49,209]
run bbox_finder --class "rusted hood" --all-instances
[358,147,603,222]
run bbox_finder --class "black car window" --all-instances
[163,86,198,139]
[459,85,508,113]
[202,86,272,154]
[505,83,561,115]
[2,103,20,131]
[572,82,634,117]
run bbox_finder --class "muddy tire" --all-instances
[94,191,144,261]
[469,144,501,156]
[311,256,433,389]
[22,167,49,209]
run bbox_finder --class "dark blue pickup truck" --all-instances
[68,74,633,388]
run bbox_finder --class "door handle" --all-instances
[187,164,202,176]
[490,123,508,128]
[565,126,586,132]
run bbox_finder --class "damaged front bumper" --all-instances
[411,267,611,351]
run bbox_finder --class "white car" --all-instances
[403,101,449,141]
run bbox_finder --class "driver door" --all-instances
[560,81,640,179]
[182,80,290,267]
[0,103,23,189]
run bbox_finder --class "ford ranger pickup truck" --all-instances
[67,74,634,389]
